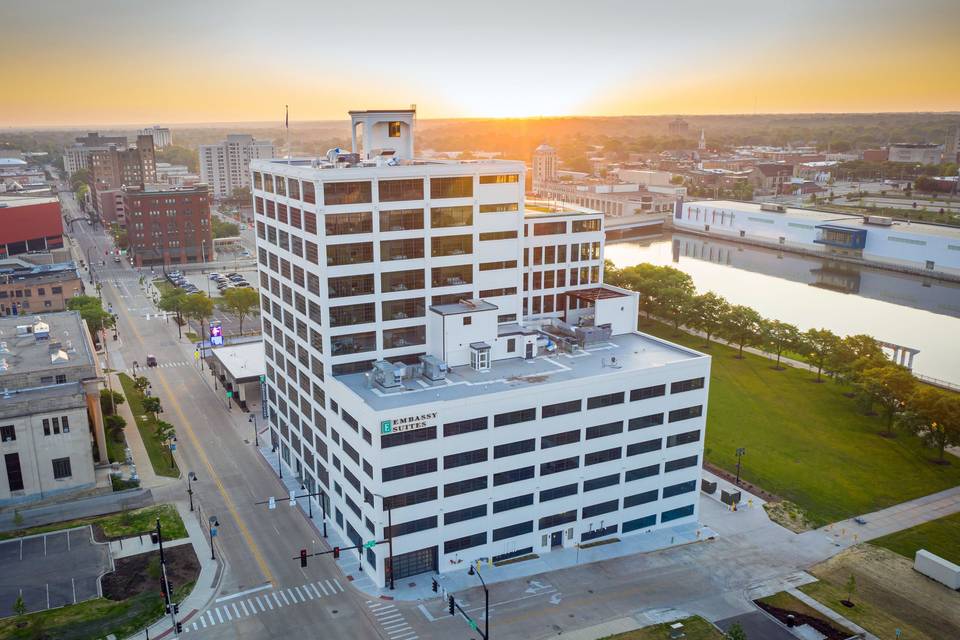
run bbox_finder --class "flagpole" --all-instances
[285,104,290,159]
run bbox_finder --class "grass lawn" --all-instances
[0,504,187,542]
[0,580,193,640]
[118,373,180,478]
[799,579,932,640]
[185,331,201,342]
[599,616,724,639]
[870,512,960,565]
[639,319,960,526]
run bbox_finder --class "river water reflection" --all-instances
[606,232,960,385]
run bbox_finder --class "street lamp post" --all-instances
[320,492,328,538]
[208,516,219,561]
[248,414,259,447]
[272,445,283,479]
[300,483,313,519]
[187,471,197,512]
[735,447,746,485]
[468,564,490,640]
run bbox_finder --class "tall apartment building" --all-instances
[88,135,157,217]
[531,144,557,195]
[200,134,275,200]
[0,313,107,506]
[251,109,710,588]
[62,133,128,177]
[122,184,213,266]
[139,126,172,149]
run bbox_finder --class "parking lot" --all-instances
[166,268,259,300]
[0,527,112,613]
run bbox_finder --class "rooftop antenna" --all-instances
[284,104,290,159]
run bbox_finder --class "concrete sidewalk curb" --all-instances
[123,501,224,640]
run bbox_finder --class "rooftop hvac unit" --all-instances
[864,215,893,226]
[419,355,448,381]
[372,360,404,390]
[575,323,612,346]
[760,203,787,213]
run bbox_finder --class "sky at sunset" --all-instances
[3,0,959,127]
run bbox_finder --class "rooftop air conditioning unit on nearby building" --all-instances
[420,355,448,381]
[760,203,787,213]
[372,360,403,390]
[864,215,893,226]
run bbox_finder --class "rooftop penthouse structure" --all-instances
[251,108,711,587]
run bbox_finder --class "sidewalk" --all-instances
[787,588,880,640]
[125,501,222,640]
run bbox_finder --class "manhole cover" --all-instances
[408,582,416,588]
[332,609,338,614]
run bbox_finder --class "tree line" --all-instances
[605,262,960,462]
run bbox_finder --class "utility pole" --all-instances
[735,447,746,485]
[156,518,180,638]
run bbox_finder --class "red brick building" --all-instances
[122,185,213,266]
[0,195,64,258]
[89,135,156,218]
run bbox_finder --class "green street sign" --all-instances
[363,540,377,549]
[380,420,392,434]
[259,375,266,382]
[468,620,478,631]
[226,391,233,398]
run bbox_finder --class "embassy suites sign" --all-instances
[380,412,438,435]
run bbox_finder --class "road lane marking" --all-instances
[310,584,323,598]
[232,602,240,618]
[301,586,313,600]
[216,583,272,603]
[108,280,276,585]
[240,599,250,615]
[326,579,339,594]
[256,596,266,611]
[224,606,232,621]
[200,615,207,628]
[333,578,345,592]
[215,608,223,623]
[280,590,291,605]
[272,592,283,607]
[265,595,275,610]
[317,581,329,596]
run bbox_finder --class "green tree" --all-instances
[910,387,960,462]
[857,364,916,437]
[220,286,259,334]
[69,167,90,192]
[802,328,840,382]
[104,414,126,441]
[845,574,857,605]
[67,295,115,338]
[720,305,763,359]
[726,622,747,640]
[13,594,25,617]
[212,217,240,239]
[142,396,162,416]
[690,291,730,346]
[224,185,252,207]
[182,293,215,346]
[133,375,150,394]
[100,389,125,416]
[656,287,695,334]
[155,145,199,173]
[158,287,188,339]
[831,334,887,384]
[155,420,176,468]
[762,320,801,370]
[669,174,685,185]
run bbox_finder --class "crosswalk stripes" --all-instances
[123,361,189,373]
[366,600,418,640]
[182,579,347,633]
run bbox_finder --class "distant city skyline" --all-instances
[3,0,959,127]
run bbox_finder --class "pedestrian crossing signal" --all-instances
[300,549,308,568]
[333,546,340,559]
[432,579,438,593]
[448,595,455,615]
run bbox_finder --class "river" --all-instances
[606,231,960,386]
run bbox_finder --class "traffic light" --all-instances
[448,595,455,615]
[300,549,308,568]
[173,604,179,614]
[176,622,183,633]
[333,546,340,559]
[431,579,438,593]
[160,578,169,603]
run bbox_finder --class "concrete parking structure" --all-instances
[0,526,111,613]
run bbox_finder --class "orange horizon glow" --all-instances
[2,0,959,128]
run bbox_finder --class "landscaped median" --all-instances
[0,505,196,640]
[599,616,725,639]
[638,318,960,527]
[118,373,180,479]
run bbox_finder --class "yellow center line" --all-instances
[110,282,275,584]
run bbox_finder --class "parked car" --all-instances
[146,355,158,367]
[209,273,222,280]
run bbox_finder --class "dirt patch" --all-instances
[807,545,960,639]
[102,545,200,601]
[763,500,815,533]
[754,600,850,639]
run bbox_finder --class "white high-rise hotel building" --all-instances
[251,109,710,587]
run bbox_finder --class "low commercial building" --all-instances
[0,313,108,506]
[0,195,65,258]
[0,262,84,316]
[123,184,213,266]
[887,143,943,165]
[748,163,794,195]
[210,340,265,412]
[674,200,960,277]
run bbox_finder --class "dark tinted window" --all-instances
[664,455,699,472]
[582,499,618,519]
[629,413,664,431]
[662,480,697,498]
[493,439,535,459]
[671,377,705,394]
[585,447,621,465]
[583,473,619,492]
[443,448,488,469]
[443,417,488,437]
[669,405,703,423]
[587,392,624,410]
[492,493,534,514]
[539,483,578,502]
[382,458,437,482]
[541,429,580,449]
[630,384,666,401]
[444,504,487,525]
[444,475,487,497]
[494,408,536,427]
[493,466,534,486]
[625,464,660,482]
[541,399,581,418]
[586,421,623,440]
[540,456,578,476]
[627,439,662,456]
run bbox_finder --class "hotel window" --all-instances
[304,211,317,234]
[379,208,423,231]
[379,179,423,202]
[324,181,372,205]
[326,242,373,266]
[432,235,473,258]
[382,298,425,321]
[479,260,516,271]
[382,269,424,293]
[431,265,472,288]
[534,222,566,236]
[383,325,425,349]
[479,174,519,184]
[671,377,705,394]
[289,179,300,200]
[302,181,316,204]
[479,202,519,213]
[668,405,703,423]
[325,212,372,235]
[381,238,424,261]
[331,331,376,356]
[430,176,473,199]
[328,274,375,298]
[276,177,287,196]
[479,231,517,241]
[431,206,473,228]
[388,121,402,137]
[329,303,375,327]
[666,430,701,448]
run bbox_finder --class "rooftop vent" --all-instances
[864,215,893,226]
[372,360,404,390]
[419,355,448,381]
[33,319,50,340]
[760,203,787,213]
[0,342,9,355]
